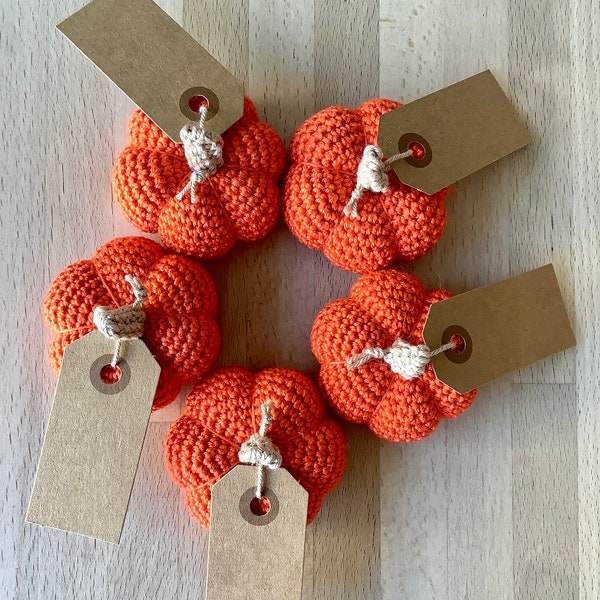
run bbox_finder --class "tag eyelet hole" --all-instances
[440,325,473,364]
[408,141,426,160]
[179,87,220,121]
[188,94,209,113]
[100,364,122,384]
[449,334,466,354]
[250,496,271,516]
[239,486,279,525]
[398,133,433,168]
[90,354,132,395]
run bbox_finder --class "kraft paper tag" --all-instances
[206,465,308,600]
[422,265,576,394]
[26,331,160,543]
[57,0,244,140]
[377,70,532,194]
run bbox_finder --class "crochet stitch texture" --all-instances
[112,97,287,259]
[165,367,347,527]
[311,269,477,442]
[44,236,221,411]
[283,99,450,273]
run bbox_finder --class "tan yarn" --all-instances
[347,338,456,379]
[238,400,283,498]
[176,106,224,204]
[343,145,413,218]
[93,275,148,367]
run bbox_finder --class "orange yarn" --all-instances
[112,98,287,260]
[283,99,451,274]
[165,367,347,527]
[44,236,221,411]
[311,269,477,442]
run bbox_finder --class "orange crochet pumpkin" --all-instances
[165,367,347,527]
[44,236,221,411]
[112,98,287,259]
[283,99,451,274]
[311,269,477,442]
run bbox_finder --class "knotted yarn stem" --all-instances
[238,400,283,498]
[176,105,224,204]
[343,145,413,218]
[346,338,456,379]
[93,275,148,367]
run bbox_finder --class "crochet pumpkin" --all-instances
[112,98,287,259]
[283,99,450,274]
[165,367,347,527]
[310,269,477,442]
[44,236,221,411]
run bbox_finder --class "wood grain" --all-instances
[507,0,576,385]
[2,0,597,598]
[512,384,578,599]
[571,2,600,596]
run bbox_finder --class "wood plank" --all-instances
[243,3,381,598]
[312,2,381,597]
[446,382,513,600]
[571,1,600,595]
[378,3,515,599]
[314,0,379,110]
[183,0,249,87]
[379,0,446,102]
[311,425,382,600]
[512,384,578,599]
[508,0,576,384]
[248,0,315,142]
[3,0,118,597]
[381,430,449,599]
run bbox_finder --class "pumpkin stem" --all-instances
[238,400,282,498]
[343,145,413,218]
[346,338,455,379]
[176,105,224,204]
[93,275,148,367]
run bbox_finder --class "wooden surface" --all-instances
[1,0,598,598]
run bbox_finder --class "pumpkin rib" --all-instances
[367,376,441,443]
[214,168,281,242]
[348,270,430,341]
[319,111,377,259]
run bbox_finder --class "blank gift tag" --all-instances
[57,0,243,140]
[206,465,308,600]
[26,331,160,543]
[377,70,532,194]
[422,265,576,394]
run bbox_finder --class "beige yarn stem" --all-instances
[255,402,270,498]
[176,105,224,204]
[256,465,266,500]
[346,338,456,379]
[238,400,282,498]
[343,145,414,218]
[93,274,148,368]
